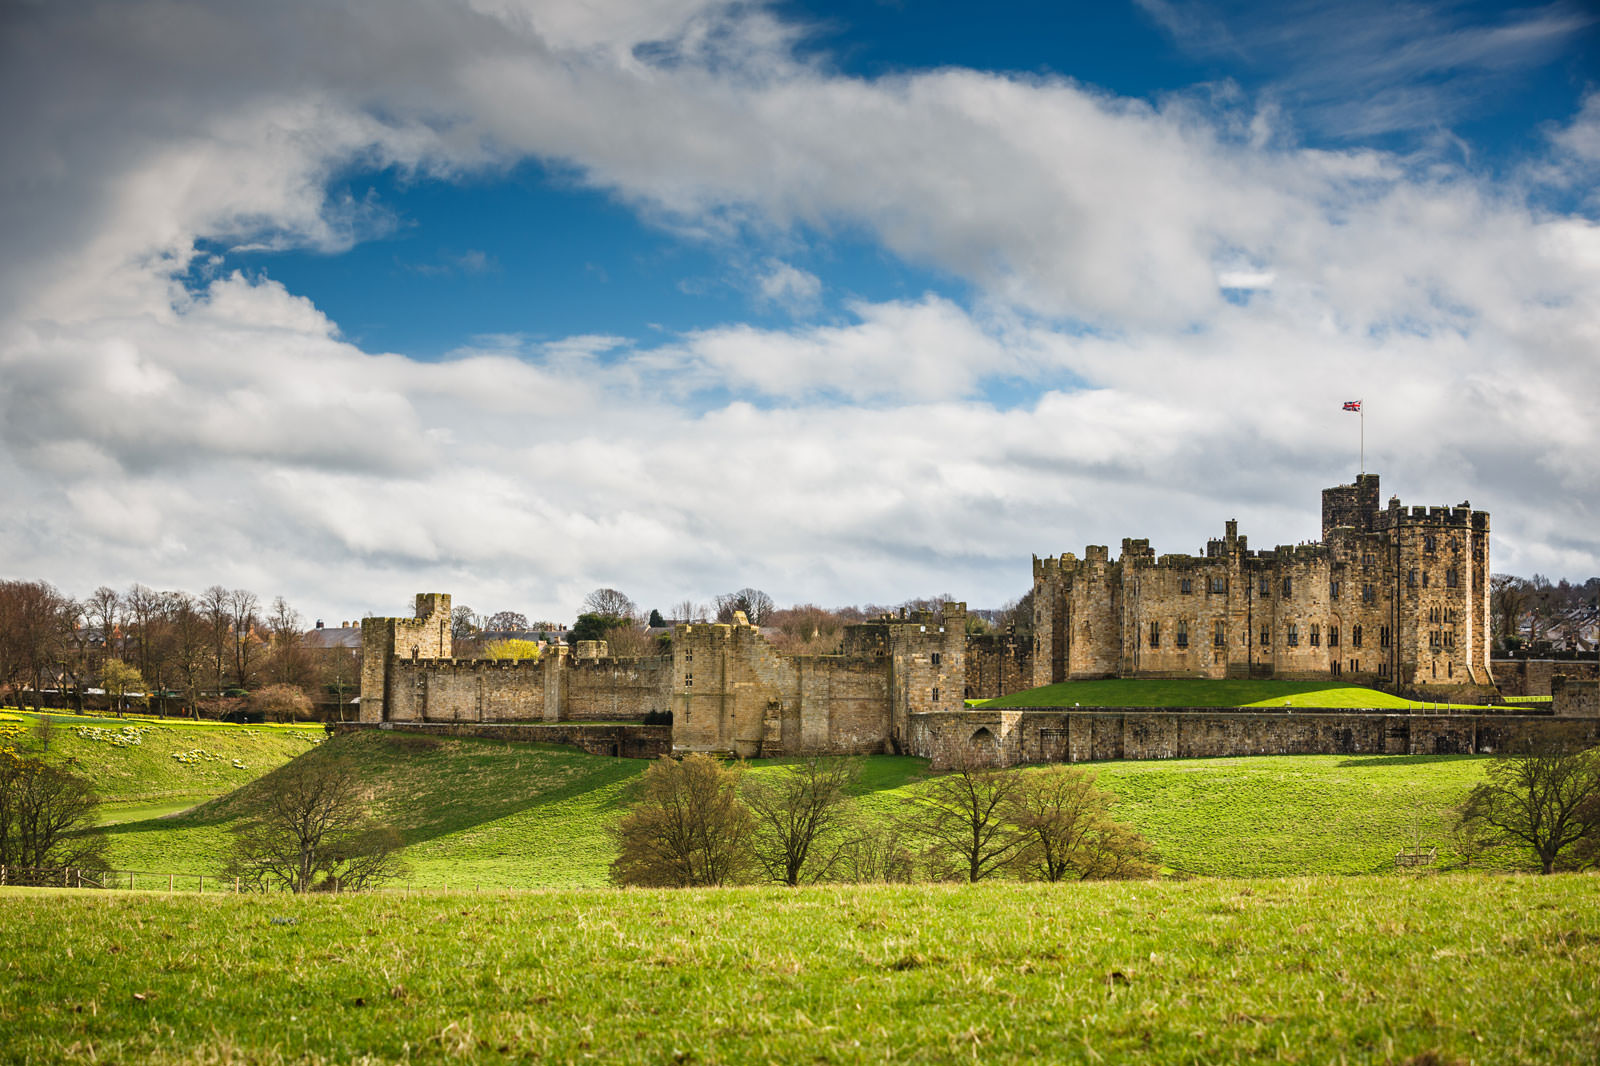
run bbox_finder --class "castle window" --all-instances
[1260,627,1270,647]
[1379,662,1389,678]
[1424,535,1436,554]
[1148,621,1160,648]
[1287,623,1299,647]
[1408,569,1418,588]
[1331,660,1341,676]
[931,652,942,666]
[684,672,693,688]
[1214,622,1225,647]
[1329,625,1339,647]
[1350,659,1358,674]
[1282,577,1293,598]
[1310,624,1320,647]
[1429,606,1440,624]
[1352,625,1363,648]
[1444,631,1455,649]
[684,651,693,663]
[1422,573,1430,588]
[1446,568,1459,588]
[1330,580,1341,600]
[1176,621,1189,648]
[1362,553,1375,567]
[1362,584,1375,604]
[1380,626,1392,648]
[1180,578,1193,595]
[932,687,939,702]
[1429,630,1441,648]
[1448,662,1453,678]
[1210,576,1227,594]
[1259,576,1271,597]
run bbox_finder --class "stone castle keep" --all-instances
[1031,474,1493,689]
[358,475,1598,766]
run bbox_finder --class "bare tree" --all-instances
[715,588,775,626]
[0,756,108,877]
[85,586,121,660]
[450,605,479,640]
[768,605,846,653]
[228,588,260,688]
[164,591,209,717]
[583,588,638,622]
[248,683,312,723]
[123,583,161,681]
[838,819,917,883]
[907,759,1027,882]
[484,610,529,632]
[1456,737,1600,874]
[1004,765,1156,881]
[0,580,75,710]
[744,757,859,885]
[265,596,311,686]
[671,600,708,624]
[223,756,406,892]
[316,648,361,723]
[200,585,232,697]
[611,754,755,887]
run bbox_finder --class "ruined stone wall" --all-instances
[1553,676,1600,718]
[964,633,1032,699]
[910,707,1600,769]
[1492,659,1600,697]
[359,593,451,723]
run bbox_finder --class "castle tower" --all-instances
[358,593,451,722]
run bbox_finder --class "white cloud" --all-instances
[0,0,1596,623]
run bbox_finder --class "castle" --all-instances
[1030,474,1493,690]
[357,474,1597,765]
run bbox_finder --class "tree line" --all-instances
[1490,574,1599,653]
[611,755,1158,888]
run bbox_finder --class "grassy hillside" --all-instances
[982,678,1497,710]
[97,730,1494,885]
[0,709,326,823]
[3,873,1596,1065]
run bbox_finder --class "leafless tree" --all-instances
[450,605,479,640]
[906,758,1027,882]
[744,757,859,885]
[484,610,529,632]
[714,588,775,626]
[0,756,108,876]
[164,591,209,717]
[223,755,406,892]
[123,583,162,680]
[768,605,846,654]
[1456,736,1600,874]
[248,683,312,723]
[85,585,121,659]
[838,818,917,883]
[228,588,260,688]
[1004,765,1157,881]
[611,754,755,887]
[671,600,708,624]
[0,580,76,710]
[583,588,638,622]
[200,585,233,697]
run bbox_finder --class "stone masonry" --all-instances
[1029,474,1493,693]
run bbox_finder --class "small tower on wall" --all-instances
[358,593,452,723]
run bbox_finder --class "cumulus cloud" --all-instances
[0,0,1596,621]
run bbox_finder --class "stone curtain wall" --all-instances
[910,708,1600,770]
[964,633,1032,699]
[1492,659,1600,697]
[335,721,671,759]
[1553,677,1600,718]
[564,655,674,720]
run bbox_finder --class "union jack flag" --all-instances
[1342,400,1362,412]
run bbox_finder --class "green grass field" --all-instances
[86,729,1499,886]
[2,874,1596,1065]
[981,678,1497,710]
[1,709,326,824]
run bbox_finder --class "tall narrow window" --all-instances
[1210,576,1227,594]
[1330,580,1341,599]
[1408,569,1418,587]
[1176,621,1189,648]
[1310,624,1320,647]
[1214,622,1225,647]
[1446,568,1459,588]
[1180,578,1193,595]
[932,687,939,702]
[1329,625,1339,647]
[1352,624,1363,648]
[1380,626,1392,648]
[931,652,942,666]
[1259,576,1271,597]
[1287,623,1299,647]
[1260,626,1270,647]
[1148,621,1160,648]
[1362,584,1375,604]
[1424,534,1436,553]
[1282,577,1293,598]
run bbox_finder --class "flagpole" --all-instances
[1360,405,1364,475]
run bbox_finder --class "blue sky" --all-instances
[1,0,1597,623]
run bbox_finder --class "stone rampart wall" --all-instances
[909,707,1599,769]
[1493,658,1600,697]
[1553,677,1600,718]
[564,656,674,720]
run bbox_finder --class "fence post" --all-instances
[75,869,82,889]
[63,868,69,888]
[234,877,240,893]
[198,875,203,894]
[169,873,174,892]
[130,872,135,891]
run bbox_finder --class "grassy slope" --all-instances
[98,730,1494,885]
[3,874,1597,1065]
[983,677,1497,710]
[0,709,326,822]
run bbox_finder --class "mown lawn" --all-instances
[982,678,1497,710]
[97,732,1496,886]
[2,873,1596,1065]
